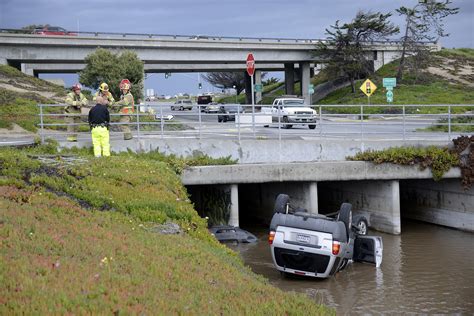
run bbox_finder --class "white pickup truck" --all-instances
[262,97,317,129]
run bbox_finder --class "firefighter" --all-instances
[114,79,135,140]
[64,83,89,142]
[88,96,111,157]
[93,82,115,105]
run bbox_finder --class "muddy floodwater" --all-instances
[228,220,474,314]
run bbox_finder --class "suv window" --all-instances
[283,100,304,105]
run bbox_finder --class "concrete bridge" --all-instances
[181,161,473,235]
[0,31,440,103]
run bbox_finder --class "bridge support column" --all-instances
[21,63,34,77]
[284,63,295,95]
[255,70,262,104]
[299,62,311,104]
[244,72,252,105]
[229,184,239,227]
[0,57,7,65]
[309,182,318,214]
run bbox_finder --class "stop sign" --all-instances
[246,53,255,76]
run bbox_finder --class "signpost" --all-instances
[386,90,394,103]
[360,79,377,98]
[383,77,396,103]
[308,84,314,105]
[383,77,397,88]
[246,53,256,135]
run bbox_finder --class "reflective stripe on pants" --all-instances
[91,126,110,157]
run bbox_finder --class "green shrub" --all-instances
[348,146,459,180]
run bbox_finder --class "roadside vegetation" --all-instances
[347,135,474,190]
[0,142,331,314]
[318,49,474,109]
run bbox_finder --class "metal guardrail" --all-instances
[1,28,438,46]
[37,103,474,143]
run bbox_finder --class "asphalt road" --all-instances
[0,102,464,147]
[145,102,458,141]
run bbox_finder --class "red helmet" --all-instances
[119,79,131,90]
[72,83,82,91]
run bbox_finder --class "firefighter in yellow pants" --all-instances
[114,79,135,140]
[88,96,111,157]
[65,83,89,142]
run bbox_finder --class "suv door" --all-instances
[353,235,383,267]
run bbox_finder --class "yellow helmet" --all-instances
[99,82,109,92]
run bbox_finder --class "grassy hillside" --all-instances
[318,48,474,111]
[0,143,331,314]
[0,65,67,132]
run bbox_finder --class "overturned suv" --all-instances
[269,194,383,279]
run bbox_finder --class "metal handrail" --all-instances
[1,28,438,46]
[36,103,474,144]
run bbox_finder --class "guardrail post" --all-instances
[402,105,406,141]
[237,105,241,142]
[136,104,141,142]
[448,105,452,141]
[160,103,164,139]
[39,103,44,144]
[319,105,322,138]
[198,104,202,140]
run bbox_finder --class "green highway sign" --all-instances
[386,90,394,103]
[383,77,397,88]
[254,84,263,92]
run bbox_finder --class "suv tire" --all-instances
[337,203,352,239]
[274,194,290,214]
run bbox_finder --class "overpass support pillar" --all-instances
[309,182,318,214]
[255,70,262,104]
[284,63,295,95]
[244,72,252,105]
[21,63,34,77]
[229,184,239,227]
[299,62,311,104]
[0,57,7,65]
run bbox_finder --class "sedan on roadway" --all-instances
[217,105,244,122]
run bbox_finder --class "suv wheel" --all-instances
[355,218,368,235]
[337,203,352,239]
[283,117,292,129]
[274,194,290,214]
[180,106,184,111]
[309,124,316,129]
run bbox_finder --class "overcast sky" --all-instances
[1,0,473,95]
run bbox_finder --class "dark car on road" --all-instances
[32,26,77,36]
[197,95,212,105]
[217,105,244,122]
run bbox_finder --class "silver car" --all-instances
[171,99,193,111]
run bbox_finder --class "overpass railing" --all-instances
[1,28,437,46]
[36,103,473,143]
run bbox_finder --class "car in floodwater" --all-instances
[209,225,258,243]
[268,194,383,279]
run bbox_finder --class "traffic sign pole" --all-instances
[251,74,255,137]
[246,53,256,137]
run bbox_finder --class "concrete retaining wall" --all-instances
[61,138,453,164]
[400,179,474,232]
[319,180,401,234]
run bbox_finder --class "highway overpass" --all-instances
[0,30,440,103]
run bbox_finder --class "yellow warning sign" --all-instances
[360,79,377,97]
